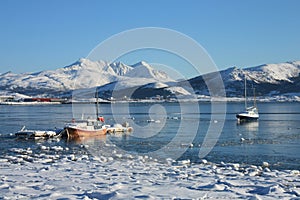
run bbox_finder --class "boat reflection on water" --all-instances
[64,132,132,159]
[66,134,107,144]
[64,131,131,145]
[237,120,259,131]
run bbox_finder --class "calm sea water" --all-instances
[0,102,299,170]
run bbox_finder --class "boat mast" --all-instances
[253,87,257,108]
[244,73,247,109]
[95,88,99,118]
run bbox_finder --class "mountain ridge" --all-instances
[188,61,300,97]
[0,59,174,97]
[1,59,300,99]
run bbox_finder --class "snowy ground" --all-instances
[0,143,299,200]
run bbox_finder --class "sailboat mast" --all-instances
[244,74,247,109]
[95,88,99,118]
[253,87,257,108]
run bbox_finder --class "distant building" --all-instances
[0,96,14,102]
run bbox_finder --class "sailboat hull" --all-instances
[236,107,259,121]
[236,113,259,121]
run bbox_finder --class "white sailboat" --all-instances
[236,74,259,121]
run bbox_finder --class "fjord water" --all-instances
[0,102,299,170]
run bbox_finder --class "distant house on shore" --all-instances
[0,96,14,102]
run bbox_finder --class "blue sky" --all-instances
[0,0,300,77]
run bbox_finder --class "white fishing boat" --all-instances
[236,74,259,121]
[106,122,133,134]
[15,126,63,139]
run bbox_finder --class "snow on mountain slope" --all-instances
[0,59,174,96]
[103,77,165,91]
[189,61,300,97]
[221,61,300,84]
[60,58,118,89]
[126,61,171,80]
[245,61,300,83]
[165,86,191,96]
[140,82,169,89]
[106,62,133,76]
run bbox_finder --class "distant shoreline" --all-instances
[2,97,300,105]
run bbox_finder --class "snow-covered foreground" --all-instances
[0,142,299,200]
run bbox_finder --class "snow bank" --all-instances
[0,144,299,199]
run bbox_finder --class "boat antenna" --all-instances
[95,87,99,118]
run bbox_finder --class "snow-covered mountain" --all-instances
[1,59,300,99]
[0,59,174,97]
[220,61,300,83]
[188,61,300,97]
